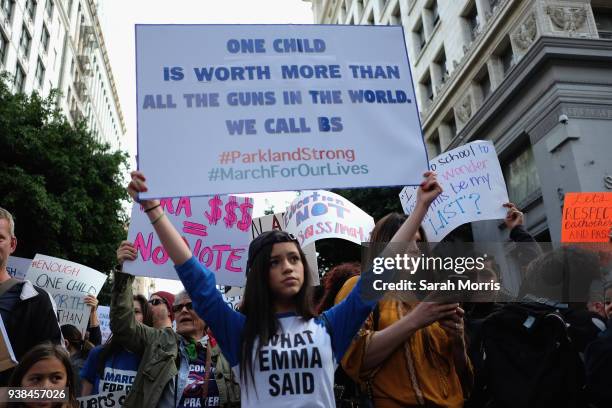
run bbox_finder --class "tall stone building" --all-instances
[307,0,612,242]
[0,0,125,151]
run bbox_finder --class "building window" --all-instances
[14,62,25,92]
[1,0,15,20]
[429,131,442,156]
[429,0,440,26]
[390,3,401,25]
[45,0,53,19]
[0,30,7,64]
[594,8,612,39]
[414,19,426,52]
[41,25,50,51]
[366,9,374,25]
[35,57,45,87]
[444,110,457,137]
[476,67,491,100]
[356,0,363,14]
[499,41,514,76]
[25,0,37,21]
[434,47,447,84]
[503,145,540,205]
[420,72,433,105]
[464,2,480,41]
[19,25,32,57]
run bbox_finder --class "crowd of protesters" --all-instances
[0,169,611,407]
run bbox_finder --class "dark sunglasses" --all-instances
[148,298,167,306]
[172,302,193,313]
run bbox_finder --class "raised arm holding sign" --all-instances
[399,140,509,241]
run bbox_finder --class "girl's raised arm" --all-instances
[127,171,245,365]
[127,171,192,265]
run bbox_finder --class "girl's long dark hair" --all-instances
[97,294,152,377]
[367,212,428,265]
[8,342,78,407]
[61,324,94,360]
[316,262,361,314]
[239,241,315,392]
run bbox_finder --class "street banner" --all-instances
[561,192,612,242]
[400,141,509,241]
[252,212,319,284]
[283,190,374,249]
[25,254,107,335]
[6,256,30,280]
[136,24,428,198]
[124,195,253,287]
[97,305,111,344]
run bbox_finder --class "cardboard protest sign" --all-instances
[25,254,107,335]
[399,141,509,241]
[136,25,428,198]
[0,314,17,371]
[283,191,374,249]
[6,256,30,280]
[124,195,253,287]
[97,305,111,344]
[251,213,320,285]
[561,192,612,242]
[78,390,126,408]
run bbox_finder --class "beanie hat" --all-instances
[152,291,176,321]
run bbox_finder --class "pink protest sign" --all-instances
[123,195,253,286]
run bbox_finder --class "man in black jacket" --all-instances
[0,207,62,385]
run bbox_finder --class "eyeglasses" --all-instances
[172,302,193,313]
[148,298,167,306]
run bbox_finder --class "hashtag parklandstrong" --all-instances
[218,147,356,165]
[207,163,369,181]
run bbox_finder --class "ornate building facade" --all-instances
[307,0,612,241]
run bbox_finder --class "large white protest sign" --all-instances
[252,213,319,285]
[6,256,30,280]
[97,305,111,344]
[136,25,428,198]
[399,141,509,241]
[25,254,107,335]
[124,195,253,287]
[283,191,375,248]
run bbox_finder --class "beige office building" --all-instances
[307,0,612,241]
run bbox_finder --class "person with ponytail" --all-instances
[60,324,94,396]
[126,170,442,407]
[335,213,473,408]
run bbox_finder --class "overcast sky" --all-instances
[97,0,315,214]
[97,0,314,293]
[97,0,313,169]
